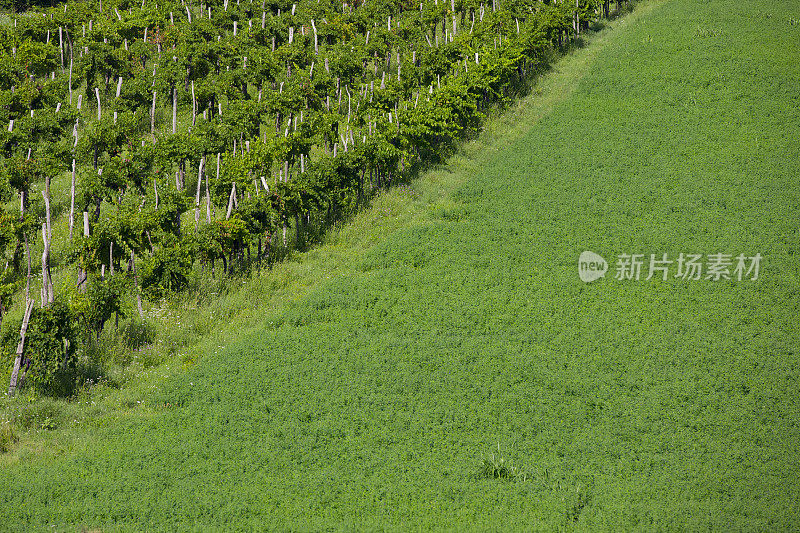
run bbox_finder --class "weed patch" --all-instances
[477,444,529,482]
[0,420,17,453]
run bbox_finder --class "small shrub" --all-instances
[120,318,157,350]
[0,421,18,452]
[140,237,194,300]
[14,399,65,431]
[22,299,78,396]
[130,345,163,369]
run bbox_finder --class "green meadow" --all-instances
[1,0,799,529]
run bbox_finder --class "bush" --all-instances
[140,238,194,299]
[0,420,18,453]
[22,300,77,396]
[109,317,159,367]
[13,398,64,431]
[2,284,129,397]
[120,317,157,350]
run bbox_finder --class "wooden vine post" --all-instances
[40,176,53,306]
[77,212,89,292]
[69,159,76,240]
[7,299,34,396]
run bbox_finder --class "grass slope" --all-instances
[2,0,799,529]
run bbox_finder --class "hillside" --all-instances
[1,0,601,400]
[1,0,800,530]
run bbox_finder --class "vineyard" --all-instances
[1,0,798,528]
[0,0,615,395]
